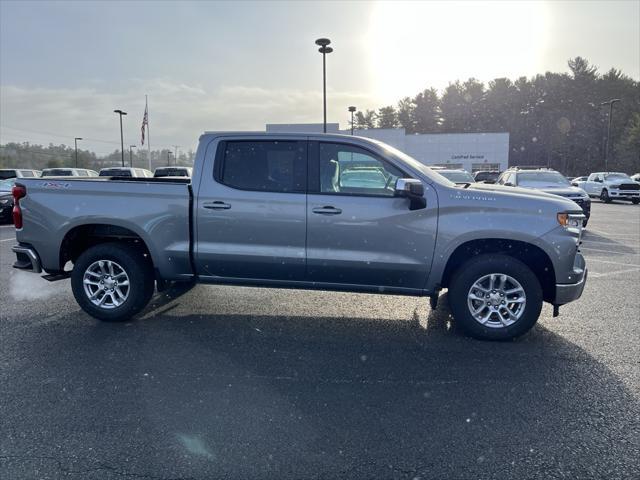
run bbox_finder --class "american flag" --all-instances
[141,102,148,145]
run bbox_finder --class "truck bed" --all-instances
[14,177,193,279]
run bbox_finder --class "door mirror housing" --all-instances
[395,178,426,210]
[504,182,514,187]
[594,178,603,183]
[395,178,424,197]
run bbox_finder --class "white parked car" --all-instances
[41,168,98,177]
[0,168,41,180]
[581,172,640,204]
[153,166,193,177]
[99,167,153,178]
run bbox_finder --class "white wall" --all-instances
[264,123,509,172]
[350,129,509,172]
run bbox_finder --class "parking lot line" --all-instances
[580,246,639,255]
[0,238,15,243]
[589,267,640,278]
[586,258,640,267]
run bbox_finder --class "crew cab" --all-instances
[580,172,640,204]
[10,133,587,340]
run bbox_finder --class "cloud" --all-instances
[0,80,377,155]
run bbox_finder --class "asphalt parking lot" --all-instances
[1,201,639,479]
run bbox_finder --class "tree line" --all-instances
[352,57,639,175]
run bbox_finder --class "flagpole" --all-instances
[146,95,151,170]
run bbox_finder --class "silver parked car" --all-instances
[11,133,587,341]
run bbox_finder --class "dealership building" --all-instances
[266,123,509,173]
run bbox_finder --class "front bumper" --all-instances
[609,190,640,199]
[555,250,587,305]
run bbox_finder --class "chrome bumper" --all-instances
[12,245,42,274]
[555,268,587,305]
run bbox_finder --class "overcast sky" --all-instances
[1,0,638,156]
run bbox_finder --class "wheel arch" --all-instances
[59,223,155,272]
[440,238,556,303]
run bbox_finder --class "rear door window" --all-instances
[217,140,306,193]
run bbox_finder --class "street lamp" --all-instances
[74,137,82,167]
[113,109,127,167]
[129,145,136,167]
[348,106,356,135]
[600,99,621,171]
[315,38,333,133]
[167,150,172,166]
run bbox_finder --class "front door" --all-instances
[305,141,437,290]
[196,139,308,281]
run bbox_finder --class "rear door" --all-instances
[305,141,437,289]
[196,138,308,280]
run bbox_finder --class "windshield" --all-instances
[374,141,455,186]
[42,169,73,176]
[439,171,475,183]
[605,173,631,181]
[100,169,132,177]
[0,178,16,191]
[517,171,570,187]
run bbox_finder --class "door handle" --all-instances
[312,206,342,215]
[203,201,231,210]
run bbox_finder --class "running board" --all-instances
[42,272,71,282]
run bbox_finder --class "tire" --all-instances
[632,198,640,205]
[582,219,589,228]
[600,189,612,203]
[448,254,543,341]
[71,242,155,322]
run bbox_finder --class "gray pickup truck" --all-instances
[11,133,587,340]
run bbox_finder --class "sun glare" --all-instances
[366,1,549,103]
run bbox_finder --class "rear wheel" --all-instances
[71,243,155,322]
[600,189,612,203]
[632,198,640,205]
[448,254,543,341]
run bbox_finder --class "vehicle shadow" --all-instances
[4,289,638,479]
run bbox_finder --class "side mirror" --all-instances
[396,178,424,196]
[571,182,578,187]
[595,178,603,183]
[504,182,514,187]
[395,178,426,210]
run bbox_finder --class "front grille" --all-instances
[619,183,640,191]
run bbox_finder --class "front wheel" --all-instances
[448,254,543,341]
[71,242,155,322]
[632,198,640,205]
[600,189,612,203]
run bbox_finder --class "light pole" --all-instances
[129,145,136,167]
[600,99,621,171]
[167,150,172,166]
[348,106,356,135]
[315,38,333,133]
[113,109,127,167]
[74,137,82,167]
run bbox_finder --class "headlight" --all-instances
[557,212,584,240]
[0,199,9,205]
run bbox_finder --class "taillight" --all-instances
[12,185,26,229]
